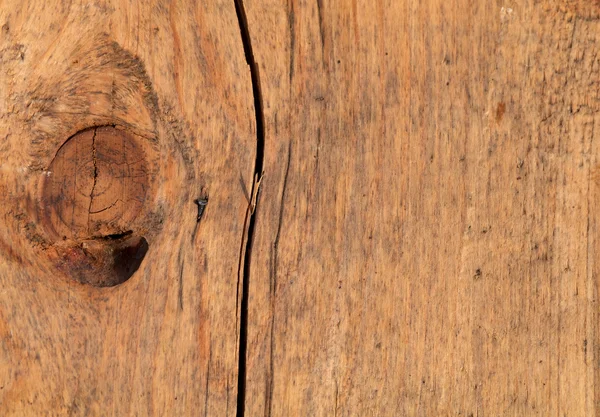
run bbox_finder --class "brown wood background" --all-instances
[0,0,255,415]
[1,0,600,416]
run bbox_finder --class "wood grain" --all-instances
[243,0,600,416]
[0,0,255,415]
[41,126,150,241]
[2,0,600,415]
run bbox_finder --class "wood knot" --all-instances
[41,126,150,287]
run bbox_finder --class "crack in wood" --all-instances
[88,198,121,215]
[87,127,98,232]
[233,0,266,414]
[204,343,212,417]
[178,247,184,311]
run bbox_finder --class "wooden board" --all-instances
[0,0,255,415]
[243,0,600,416]
[2,0,600,415]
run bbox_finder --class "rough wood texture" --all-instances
[2,0,600,415]
[243,0,600,416]
[0,0,255,415]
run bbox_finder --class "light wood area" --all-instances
[2,0,600,416]
[243,0,600,416]
[0,0,255,415]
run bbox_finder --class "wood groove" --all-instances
[233,0,266,414]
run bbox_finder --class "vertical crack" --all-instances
[234,0,265,416]
[87,127,99,232]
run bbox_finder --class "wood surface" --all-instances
[1,0,600,416]
[242,0,600,416]
[0,0,255,415]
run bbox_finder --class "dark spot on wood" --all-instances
[112,235,148,282]
[52,234,148,287]
[495,102,506,123]
[195,198,208,222]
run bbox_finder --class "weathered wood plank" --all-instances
[243,0,600,415]
[0,0,255,415]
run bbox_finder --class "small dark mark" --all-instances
[195,198,208,222]
[99,235,148,286]
[239,175,250,203]
[191,197,208,243]
[288,5,295,81]
[495,102,506,123]
[178,254,184,311]
[316,0,325,58]
[474,269,482,279]
[316,96,325,101]
[101,230,133,240]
